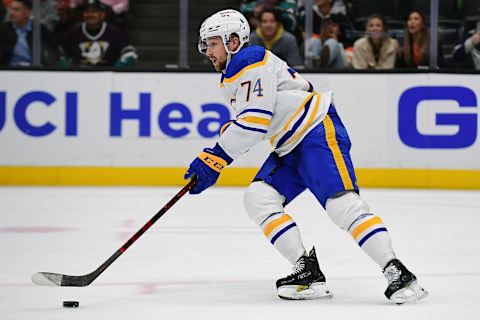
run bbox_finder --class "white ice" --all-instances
[1,186,479,320]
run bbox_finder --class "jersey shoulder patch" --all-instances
[223,46,267,83]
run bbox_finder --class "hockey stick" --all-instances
[31,178,197,287]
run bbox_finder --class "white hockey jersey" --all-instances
[217,45,332,159]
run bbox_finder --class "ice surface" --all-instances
[1,186,479,320]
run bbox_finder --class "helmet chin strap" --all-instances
[223,43,242,73]
[224,51,233,72]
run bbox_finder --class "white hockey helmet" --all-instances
[198,9,250,55]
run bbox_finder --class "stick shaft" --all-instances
[88,178,197,284]
[33,179,197,287]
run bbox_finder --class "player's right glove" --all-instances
[184,143,233,194]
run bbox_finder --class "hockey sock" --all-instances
[347,213,396,269]
[260,212,306,264]
[326,192,396,269]
[244,182,306,264]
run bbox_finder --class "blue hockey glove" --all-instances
[184,144,233,194]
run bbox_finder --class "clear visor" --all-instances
[197,36,231,54]
[198,38,208,54]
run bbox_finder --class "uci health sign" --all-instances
[0,71,479,171]
[0,91,229,138]
[0,71,243,167]
[398,86,477,149]
[291,72,480,170]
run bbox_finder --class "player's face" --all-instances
[367,18,384,40]
[407,12,424,35]
[205,37,227,71]
[259,12,278,38]
[8,1,31,27]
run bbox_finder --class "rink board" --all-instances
[1,167,479,189]
[0,71,479,188]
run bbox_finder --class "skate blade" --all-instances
[390,280,428,304]
[278,282,333,300]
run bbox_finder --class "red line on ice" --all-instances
[0,227,77,233]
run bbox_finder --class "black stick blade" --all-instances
[31,272,63,286]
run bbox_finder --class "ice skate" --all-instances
[276,247,332,300]
[383,259,428,304]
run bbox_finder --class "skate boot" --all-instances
[276,247,332,300]
[383,259,428,304]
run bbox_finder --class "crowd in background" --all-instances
[0,0,135,67]
[0,0,479,70]
[241,0,480,70]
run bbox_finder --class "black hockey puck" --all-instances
[63,301,79,308]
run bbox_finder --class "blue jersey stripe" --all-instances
[307,81,314,92]
[271,222,297,244]
[233,121,268,134]
[358,228,388,247]
[287,67,297,78]
[238,108,273,117]
[275,95,314,148]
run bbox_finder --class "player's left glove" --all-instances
[184,143,233,194]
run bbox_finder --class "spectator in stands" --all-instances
[0,0,61,66]
[352,14,398,69]
[249,7,303,67]
[240,0,297,34]
[3,0,59,31]
[62,0,137,68]
[397,10,444,68]
[452,23,480,69]
[57,0,126,40]
[305,15,347,69]
[299,0,354,46]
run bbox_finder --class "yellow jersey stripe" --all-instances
[323,115,354,190]
[223,51,269,83]
[239,116,271,126]
[269,92,315,146]
[219,120,234,135]
[263,214,292,238]
[351,216,383,240]
[282,93,321,147]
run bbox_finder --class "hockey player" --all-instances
[185,9,428,304]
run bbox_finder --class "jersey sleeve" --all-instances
[217,63,276,160]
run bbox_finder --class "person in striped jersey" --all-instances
[185,9,427,304]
